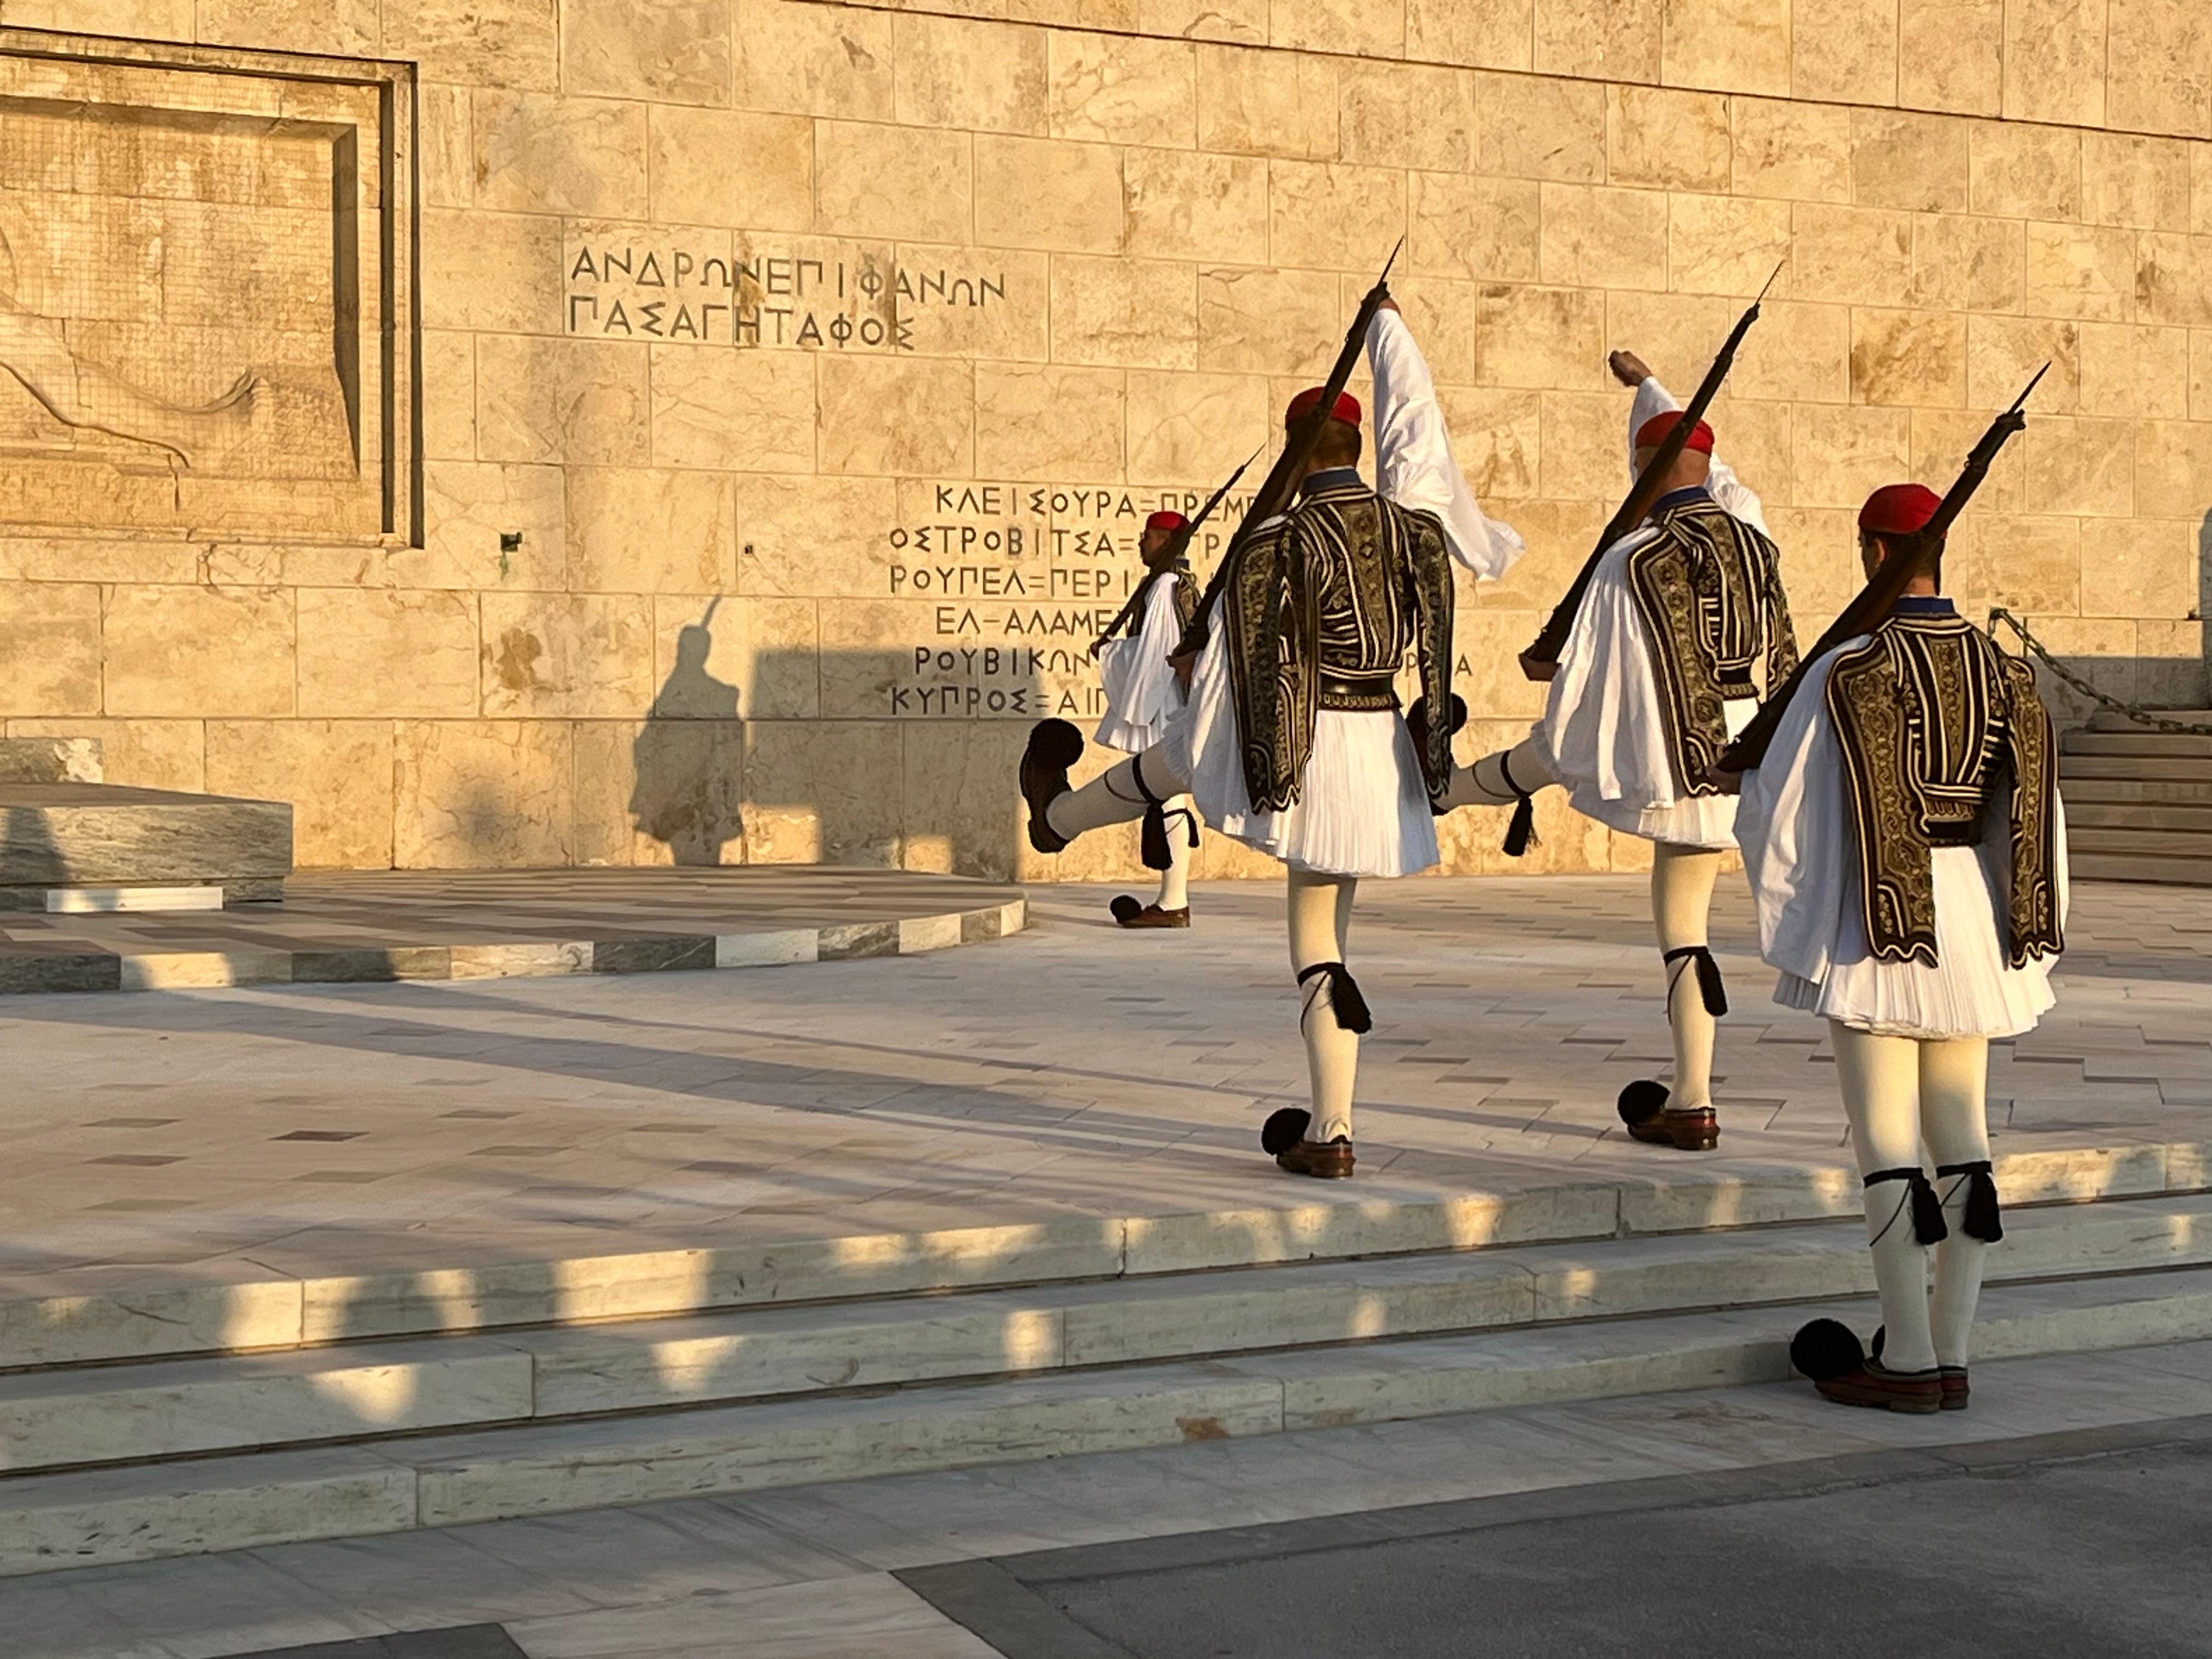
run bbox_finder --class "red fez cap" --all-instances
[1858,482,1942,537]
[1286,387,1361,427]
[1633,411,1715,454]
[1145,510,1188,534]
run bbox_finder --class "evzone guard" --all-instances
[1019,284,1521,1178]
[1435,321,1797,1155]
[1719,375,2058,1414]
[1087,507,1205,928]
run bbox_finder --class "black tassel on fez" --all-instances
[1939,1160,2005,1242]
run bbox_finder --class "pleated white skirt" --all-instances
[1161,612,1439,879]
[1774,845,2058,1039]
[1093,585,1185,753]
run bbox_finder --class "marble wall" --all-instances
[0,1,2207,879]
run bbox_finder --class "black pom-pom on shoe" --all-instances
[1617,1079,1671,1127]
[1261,1108,1312,1155]
[1109,894,1144,924]
[1791,1318,1866,1382]
[1019,719,1086,854]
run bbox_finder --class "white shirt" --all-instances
[1367,309,1524,579]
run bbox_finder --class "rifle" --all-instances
[1174,239,1403,659]
[1090,448,1259,657]
[1522,262,1783,673]
[1716,363,2047,776]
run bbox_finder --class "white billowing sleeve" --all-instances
[1734,645,1862,981]
[1629,375,1768,537]
[1366,308,1525,580]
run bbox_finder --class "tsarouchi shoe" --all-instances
[1618,1081,1720,1152]
[1110,896,1189,929]
[1815,1359,1945,1414]
[1276,1137,1356,1179]
[1020,719,1084,854]
[1939,1365,1970,1410]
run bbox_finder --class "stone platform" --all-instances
[0,866,1025,994]
[0,782,292,910]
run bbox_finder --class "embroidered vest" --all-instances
[1623,500,1798,797]
[1825,612,2064,968]
[1222,483,1454,812]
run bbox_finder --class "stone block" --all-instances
[1473,285,1604,390]
[1852,110,1969,213]
[1122,150,1266,264]
[416,461,568,591]
[1604,287,1732,385]
[1970,121,2081,222]
[894,13,1048,134]
[7,720,202,793]
[653,594,818,721]
[2083,134,2193,232]
[1537,391,1623,501]
[2136,233,2212,329]
[1050,256,1196,370]
[1733,299,1850,403]
[1728,99,1850,204]
[200,0,379,53]
[742,719,903,865]
[1662,0,1790,95]
[393,721,574,868]
[2106,0,2212,138]
[2023,416,2135,516]
[899,719,1030,878]
[1408,174,1538,284]
[817,356,975,475]
[650,106,813,231]
[975,135,1125,256]
[2002,0,2108,127]
[1126,371,1270,481]
[2088,519,2197,618]
[1850,308,1967,408]
[0,583,100,718]
[473,335,651,467]
[1791,0,1896,103]
[0,737,100,785]
[104,586,293,719]
[815,121,970,244]
[1946,514,2080,616]
[1906,213,2023,313]
[1438,387,1542,500]
[573,715,746,866]
[1668,194,1791,295]
[2131,420,2212,518]
[1049,31,1194,146]
[731,474,898,599]
[1536,0,1660,80]
[1472,71,1606,183]
[1194,44,1338,159]
[1269,161,1408,274]
[1966,315,2083,412]
[1408,0,1531,67]
[1606,85,1729,191]
[1339,60,1476,172]
[648,349,814,473]
[1384,276,1479,381]
[564,0,732,103]
[1899,0,2002,113]
[0,782,291,897]
[2078,323,2190,420]
[975,364,1125,480]
[569,466,737,594]
[481,594,657,718]
[297,590,479,719]
[1766,506,1861,616]
[1141,0,1268,41]
[1791,405,1911,509]
[1272,0,1407,55]
[421,331,477,463]
[733,0,894,119]
[2025,224,2137,324]
[472,91,647,218]
[420,209,563,333]
[2192,335,2212,420]
[1911,408,2027,512]
[1198,266,1341,375]
[385,0,558,90]
[206,720,396,870]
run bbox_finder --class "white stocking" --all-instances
[1046,747,1192,841]
[1438,736,1556,811]
[1921,1036,1994,1369]
[1289,867,1359,1143]
[1156,795,1197,910]
[1652,844,1726,1112]
[1832,1021,1938,1374]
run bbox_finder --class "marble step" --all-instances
[2066,825,2212,859]
[2087,709,2212,733]
[2069,802,2212,831]
[2070,852,2212,887]
[5,1191,2208,1477]
[43,885,227,913]
[2062,753,2212,785]
[2061,730,2212,759]
[2059,773,2212,805]
[9,1138,2205,1369]
[0,783,290,907]
[4,1266,2208,1578]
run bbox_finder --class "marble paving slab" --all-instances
[0,866,1024,995]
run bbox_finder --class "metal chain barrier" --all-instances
[1988,606,2212,737]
